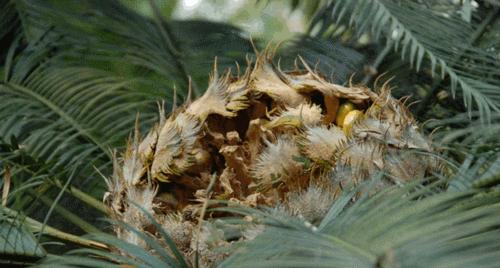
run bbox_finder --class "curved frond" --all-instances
[0,38,159,187]
[35,203,189,268]
[279,36,366,84]
[0,0,20,66]
[315,0,500,120]
[0,207,47,263]
[427,111,500,190]
[15,0,254,95]
[221,181,500,267]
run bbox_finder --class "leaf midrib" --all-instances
[2,83,111,159]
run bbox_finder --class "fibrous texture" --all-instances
[104,53,436,266]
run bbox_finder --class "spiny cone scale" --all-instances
[104,53,435,266]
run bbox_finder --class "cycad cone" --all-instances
[104,53,436,266]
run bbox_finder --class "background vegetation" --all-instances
[1,0,499,267]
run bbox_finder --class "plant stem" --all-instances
[2,206,108,250]
[195,174,218,268]
[327,235,377,263]
[53,179,108,214]
[33,191,101,234]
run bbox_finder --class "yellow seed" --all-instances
[342,110,363,134]
[335,101,355,127]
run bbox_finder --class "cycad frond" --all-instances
[314,0,500,120]
[0,0,20,64]
[15,0,254,94]
[0,207,47,264]
[279,36,366,84]
[0,37,159,187]
[426,111,500,190]
[221,180,500,268]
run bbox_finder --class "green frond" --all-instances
[15,0,254,95]
[220,180,500,267]
[279,35,366,84]
[426,111,500,190]
[0,38,159,185]
[316,0,500,121]
[35,203,189,268]
[0,208,47,264]
[0,0,20,66]
[2,0,499,266]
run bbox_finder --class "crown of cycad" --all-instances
[104,53,436,265]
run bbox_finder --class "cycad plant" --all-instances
[1,0,500,267]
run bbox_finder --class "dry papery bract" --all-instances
[104,53,437,267]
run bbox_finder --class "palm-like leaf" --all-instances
[0,0,20,67]
[0,35,155,245]
[311,0,500,120]
[0,1,18,39]
[0,37,159,189]
[0,208,47,265]
[220,179,500,267]
[33,178,500,268]
[35,204,189,268]
[279,36,366,84]
[426,111,500,190]
[16,0,253,95]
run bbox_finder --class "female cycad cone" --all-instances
[104,52,436,266]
